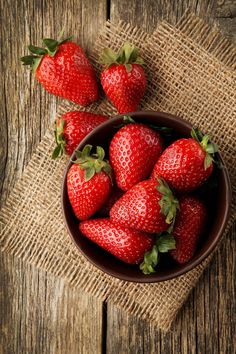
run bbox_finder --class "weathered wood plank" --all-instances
[216,17,236,43]
[0,253,103,354]
[109,0,236,42]
[110,0,216,31]
[216,0,236,18]
[216,0,236,43]
[0,0,107,353]
[107,1,236,353]
[0,0,107,205]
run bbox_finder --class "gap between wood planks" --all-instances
[106,0,111,20]
[99,4,160,351]
[102,4,110,352]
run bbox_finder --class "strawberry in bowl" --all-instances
[109,119,163,190]
[61,111,231,282]
[52,111,108,158]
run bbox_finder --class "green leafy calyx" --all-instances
[191,128,219,169]
[157,178,179,231]
[100,42,144,71]
[52,119,66,159]
[140,233,176,275]
[73,145,112,182]
[20,35,73,72]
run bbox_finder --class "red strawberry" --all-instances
[98,186,124,216]
[67,145,112,220]
[79,218,154,264]
[170,196,207,264]
[110,179,179,234]
[52,111,107,158]
[151,128,218,192]
[109,120,163,191]
[100,42,147,113]
[21,37,98,106]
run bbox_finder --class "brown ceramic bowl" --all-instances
[61,111,231,282]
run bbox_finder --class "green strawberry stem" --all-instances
[191,128,219,169]
[73,145,112,182]
[52,119,66,159]
[100,42,144,72]
[157,178,179,229]
[20,35,73,72]
[140,233,176,275]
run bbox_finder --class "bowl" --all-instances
[61,111,231,282]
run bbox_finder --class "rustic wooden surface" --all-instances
[0,0,235,353]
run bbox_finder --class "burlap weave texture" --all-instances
[0,14,235,331]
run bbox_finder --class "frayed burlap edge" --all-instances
[177,10,236,69]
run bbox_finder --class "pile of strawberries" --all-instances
[21,35,218,274]
[66,117,218,274]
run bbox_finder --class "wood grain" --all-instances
[0,0,236,353]
[216,0,236,43]
[0,0,107,353]
[0,254,103,354]
[0,0,107,205]
[110,0,216,31]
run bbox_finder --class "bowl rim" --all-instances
[61,110,232,283]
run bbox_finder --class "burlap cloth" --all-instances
[0,13,236,331]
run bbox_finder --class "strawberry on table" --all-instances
[79,218,154,264]
[67,145,112,220]
[100,42,147,113]
[170,196,207,264]
[21,36,98,106]
[109,120,163,191]
[52,111,108,158]
[110,179,179,234]
[151,128,218,192]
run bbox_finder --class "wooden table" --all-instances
[0,1,235,353]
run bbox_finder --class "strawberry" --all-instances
[21,37,98,106]
[79,218,154,264]
[100,42,147,113]
[170,196,207,264]
[52,111,108,158]
[109,120,163,191]
[151,128,218,192]
[67,145,112,220]
[110,179,179,234]
[98,186,124,216]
